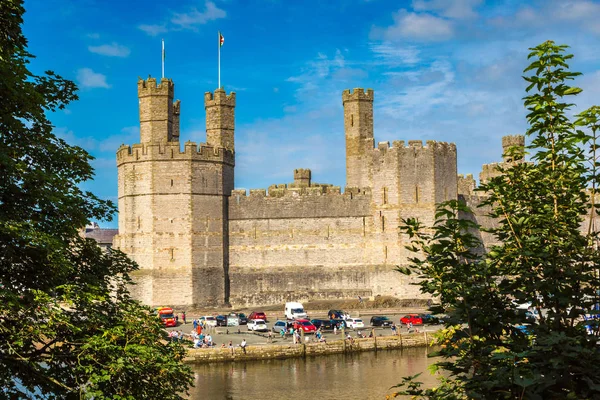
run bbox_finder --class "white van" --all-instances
[285,302,308,320]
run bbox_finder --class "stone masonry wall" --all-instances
[184,333,429,364]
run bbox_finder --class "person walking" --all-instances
[182,311,187,324]
[240,339,247,354]
[267,330,273,343]
[193,319,198,330]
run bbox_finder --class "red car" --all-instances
[248,311,267,322]
[400,314,423,326]
[293,319,317,333]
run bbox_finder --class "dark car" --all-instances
[418,314,442,325]
[370,316,392,327]
[215,315,228,326]
[311,319,334,330]
[330,319,347,329]
[237,313,248,325]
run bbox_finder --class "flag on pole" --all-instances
[219,32,224,47]
[161,39,165,78]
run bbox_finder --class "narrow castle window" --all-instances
[171,179,174,187]
[170,248,174,261]
[351,114,354,127]
[381,215,385,232]
[415,186,419,203]
[383,187,387,204]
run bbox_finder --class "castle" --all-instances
[112,77,521,308]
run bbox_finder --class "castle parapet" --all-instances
[204,88,236,107]
[458,173,476,196]
[138,77,174,97]
[116,141,235,166]
[342,88,374,104]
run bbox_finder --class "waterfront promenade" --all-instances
[183,331,432,364]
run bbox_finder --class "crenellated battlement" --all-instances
[205,88,236,107]
[138,77,174,97]
[230,185,370,198]
[502,135,525,149]
[116,141,235,166]
[342,88,374,104]
[371,139,457,155]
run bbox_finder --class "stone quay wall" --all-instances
[183,332,430,364]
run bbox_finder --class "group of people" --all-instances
[191,330,213,348]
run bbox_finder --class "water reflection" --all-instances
[189,347,437,399]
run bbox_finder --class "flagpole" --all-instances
[161,39,165,79]
[218,31,221,89]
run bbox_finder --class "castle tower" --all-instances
[502,134,525,163]
[114,78,235,308]
[138,77,179,143]
[343,88,375,188]
[293,168,311,187]
[480,134,526,184]
[205,88,235,151]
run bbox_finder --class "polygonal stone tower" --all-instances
[343,88,375,189]
[114,77,235,308]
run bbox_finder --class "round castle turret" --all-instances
[343,88,375,189]
[205,88,236,151]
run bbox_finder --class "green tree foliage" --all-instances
[393,41,600,399]
[0,1,193,397]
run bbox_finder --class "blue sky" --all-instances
[23,0,600,228]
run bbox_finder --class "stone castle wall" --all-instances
[113,78,511,309]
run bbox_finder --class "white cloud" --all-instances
[170,1,226,30]
[86,33,100,39]
[378,9,454,42]
[76,68,111,89]
[286,49,358,99]
[412,0,482,19]
[369,43,420,66]
[88,42,130,57]
[138,1,226,36]
[138,24,168,37]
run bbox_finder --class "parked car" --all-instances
[328,309,350,320]
[418,314,442,325]
[311,319,334,330]
[199,315,217,327]
[272,320,289,334]
[292,319,317,333]
[215,315,228,326]
[247,319,268,332]
[346,318,365,330]
[330,319,347,329]
[400,314,423,326]
[370,316,392,327]
[248,311,268,322]
[237,313,248,325]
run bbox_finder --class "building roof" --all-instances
[84,226,118,245]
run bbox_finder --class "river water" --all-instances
[188,347,438,399]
